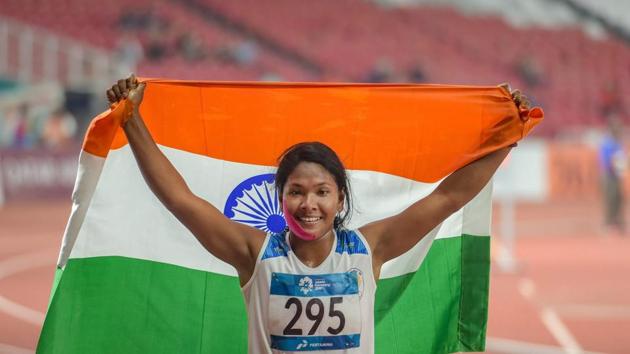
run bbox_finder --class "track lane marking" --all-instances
[0,248,56,325]
[555,304,630,319]
[540,306,585,354]
[0,296,45,325]
[0,249,57,279]
[518,277,585,354]
[486,337,605,354]
[0,342,34,354]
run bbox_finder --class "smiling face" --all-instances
[281,162,344,240]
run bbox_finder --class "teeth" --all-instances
[299,217,321,223]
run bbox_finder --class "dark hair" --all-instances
[276,142,352,228]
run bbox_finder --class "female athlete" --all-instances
[107,75,529,353]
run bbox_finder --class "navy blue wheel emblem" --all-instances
[223,173,286,233]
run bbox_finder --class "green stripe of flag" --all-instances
[38,258,248,354]
[37,235,488,354]
[375,235,489,353]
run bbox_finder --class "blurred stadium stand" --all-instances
[0,0,629,202]
[192,0,630,135]
[2,0,627,132]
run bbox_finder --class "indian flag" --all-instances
[37,80,542,354]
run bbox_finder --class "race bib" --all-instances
[268,271,362,351]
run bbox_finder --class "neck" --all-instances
[289,228,335,268]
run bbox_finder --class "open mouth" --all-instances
[298,216,322,225]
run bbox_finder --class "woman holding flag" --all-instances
[107,75,529,353]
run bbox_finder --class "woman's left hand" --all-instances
[499,83,531,112]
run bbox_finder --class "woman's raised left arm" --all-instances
[360,146,510,266]
[360,85,529,269]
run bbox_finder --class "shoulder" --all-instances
[260,232,291,261]
[335,228,369,256]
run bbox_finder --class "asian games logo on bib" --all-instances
[223,173,287,233]
[298,276,314,295]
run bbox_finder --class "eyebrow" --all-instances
[287,182,333,188]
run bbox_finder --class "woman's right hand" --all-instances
[105,75,264,285]
[106,74,146,111]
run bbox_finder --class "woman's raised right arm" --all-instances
[107,75,264,284]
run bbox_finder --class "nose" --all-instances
[300,193,317,211]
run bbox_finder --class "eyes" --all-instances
[287,188,331,197]
[318,189,331,196]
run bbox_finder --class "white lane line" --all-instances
[0,249,57,280]
[0,342,35,354]
[486,337,606,354]
[540,307,585,354]
[0,249,57,325]
[555,304,630,319]
[0,296,44,325]
[518,277,585,354]
[518,277,535,299]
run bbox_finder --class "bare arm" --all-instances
[108,76,264,284]
[362,85,529,272]
[360,147,509,268]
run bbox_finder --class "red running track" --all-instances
[1,199,629,353]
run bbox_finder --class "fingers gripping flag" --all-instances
[37,80,542,354]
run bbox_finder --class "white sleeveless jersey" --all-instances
[242,229,377,354]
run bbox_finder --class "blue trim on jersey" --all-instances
[335,229,368,255]
[261,233,290,260]
[270,334,361,351]
[270,272,359,297]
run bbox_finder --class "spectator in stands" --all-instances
[259,71,283,82]
[118,5,171,63]
[145,26,168,62]
[118,6,168,32]
[118,9,147,30]
[600,81,623,120]
[515,56,543,89]
[365,58,395,83]
[176,32,207,62]
[406,62,427,83]
[213,44,234,64]
[41,107,78,149]
[9,104,31,149]
[212,40,259,67]
[115,32,144,75]
[599,115,627,236]
[232,39,259,66]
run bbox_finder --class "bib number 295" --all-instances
[283,296,345,335]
